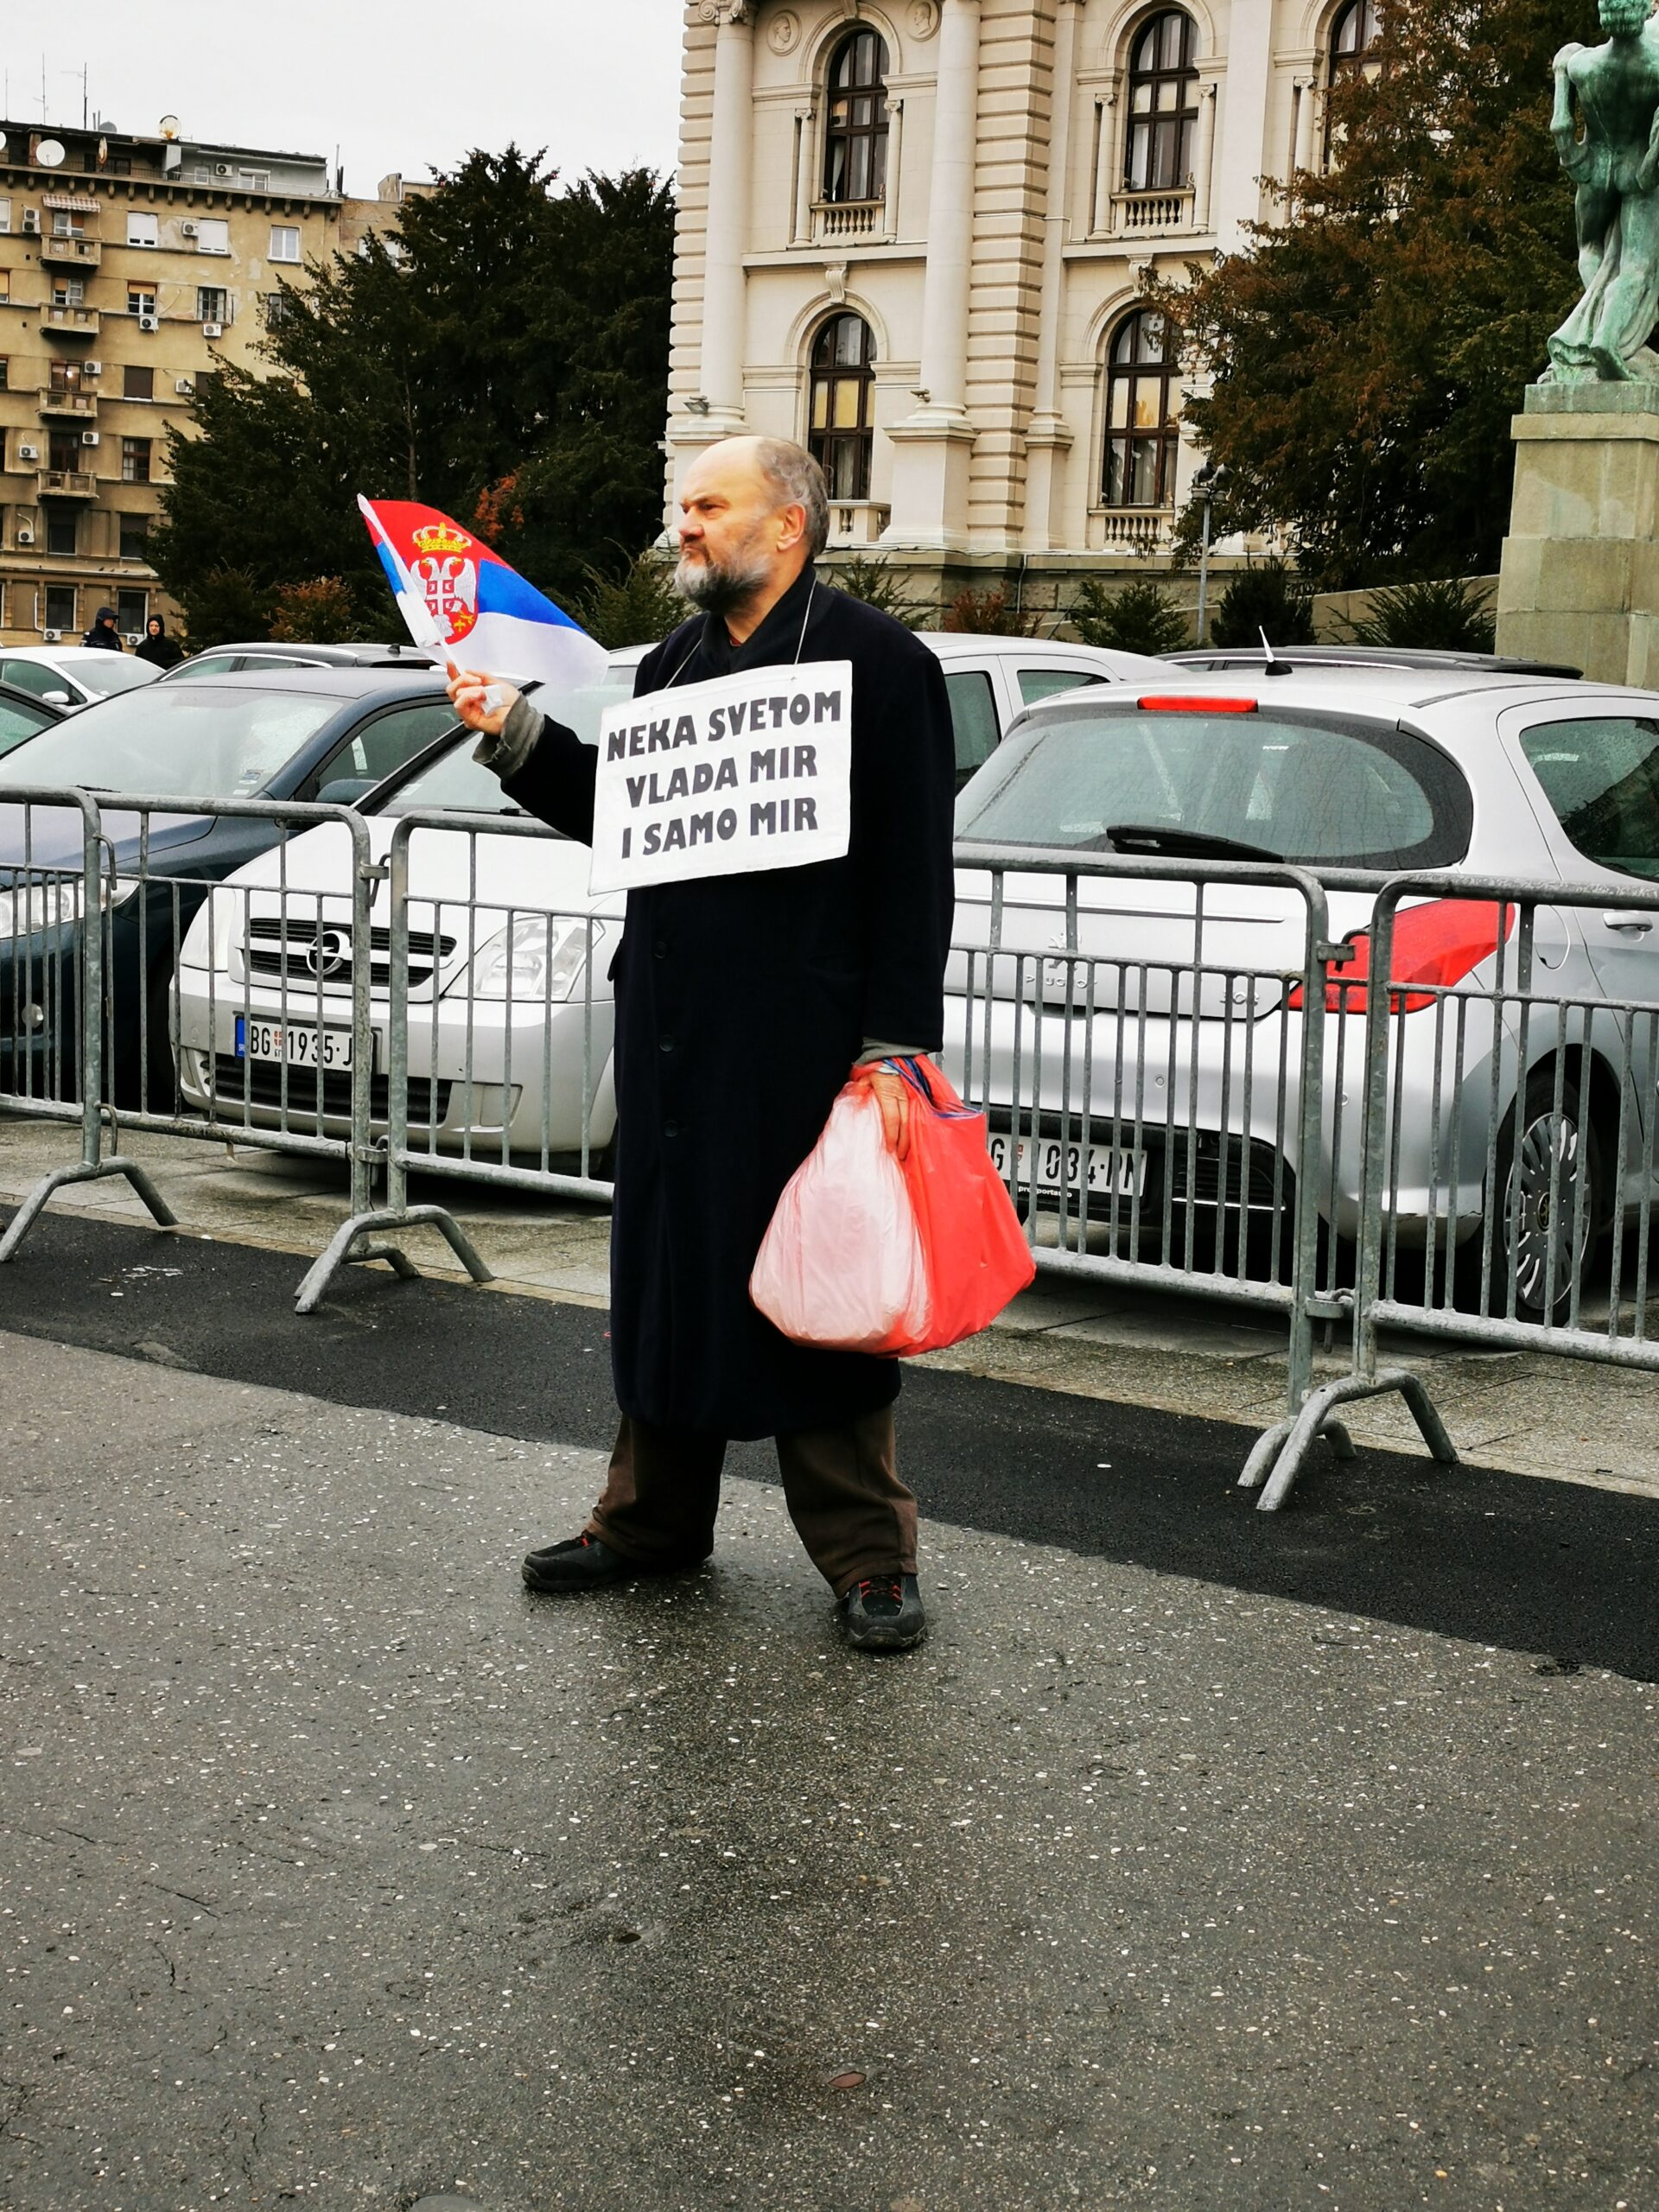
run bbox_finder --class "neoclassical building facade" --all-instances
[664,0,1376,608]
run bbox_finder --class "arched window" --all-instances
[1328,0,1381,82]
[1123,11,1199,194]
[809,313,877,500]
[823,29,890,204]
[1102,309,1179,508]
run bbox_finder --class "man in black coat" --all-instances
[448,435,956,1650]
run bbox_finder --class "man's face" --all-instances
[675,443,795,616]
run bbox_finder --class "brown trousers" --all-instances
[586,1406,918,1597]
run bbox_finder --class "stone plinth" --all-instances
[1497,381,1659,682]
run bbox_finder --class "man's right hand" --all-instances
[448,667,518,737]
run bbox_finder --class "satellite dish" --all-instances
[0,134,9,156]
[159,114,180,140]
[35,138,66,168]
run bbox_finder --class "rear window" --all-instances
[944,669,1000,791]
[1016,666,1106,709]
[1521,716,1659,880]
[955,705,1471,869]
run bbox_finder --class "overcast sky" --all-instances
[9,0,683,197]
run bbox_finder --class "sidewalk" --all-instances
[1,1330,1653,2212]
[5,1111,1659,1501]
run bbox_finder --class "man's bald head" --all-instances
[675,435,830,631]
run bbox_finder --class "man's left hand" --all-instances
[864,1066,912,1161]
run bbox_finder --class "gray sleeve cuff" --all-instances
[856,1041,931,1065]
[471,691,544,780]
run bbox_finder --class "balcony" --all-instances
[1107,189,1197,238]
[37,468,98,499]
[811,199,884,245]
[37,386,97,420]
[827,499,890,547]
[40,234,102,269]
[1090,506,1175,556]
[42,304,99,338]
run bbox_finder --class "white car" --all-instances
[0,645,161,710]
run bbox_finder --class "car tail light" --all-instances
[1135,695,1259,714]
[1286,899,1516,1015]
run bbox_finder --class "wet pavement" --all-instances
[1,1322,1656,2212]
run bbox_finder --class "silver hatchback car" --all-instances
[948,667,1659,1319]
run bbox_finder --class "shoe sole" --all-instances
[842,1619,927,1653]
[520,1554,709,1596]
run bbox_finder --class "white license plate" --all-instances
[988,1131,1147,1198]
[234,1014,355,1072]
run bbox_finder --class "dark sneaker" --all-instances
[521,1532,657,1595]
[840,1572,926,1652]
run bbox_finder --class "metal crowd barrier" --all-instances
[1247,869,1659,1509]
[10,781,1659,1521]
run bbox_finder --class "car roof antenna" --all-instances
[1259,627,1294,677]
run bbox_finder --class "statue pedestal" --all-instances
[1497,381,1659,682]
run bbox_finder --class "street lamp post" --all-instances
[1192,461,1230,645]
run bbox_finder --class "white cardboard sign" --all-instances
[588,660,853,894]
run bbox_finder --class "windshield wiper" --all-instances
[1104,822,1284,863]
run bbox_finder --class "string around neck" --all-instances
[661,574,817,690]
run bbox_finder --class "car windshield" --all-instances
[955,706,1471,871]
[0,683,341,799]
[69,656,158,696]
[376,678,634,818]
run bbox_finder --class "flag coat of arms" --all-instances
[358,496,607,691]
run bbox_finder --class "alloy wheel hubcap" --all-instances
[1505,1111,1587,1309]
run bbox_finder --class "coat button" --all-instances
[664,1118,680,1137]
[658,1036,675,1054]
[652,938,668,960]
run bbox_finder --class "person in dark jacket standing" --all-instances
[448,435,956,1651]
[82,606,124,651]
[135,614,183,670]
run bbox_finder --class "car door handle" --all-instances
[1599,911,1655,933]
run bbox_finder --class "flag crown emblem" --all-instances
[411,520,472,558]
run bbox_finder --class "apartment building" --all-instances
[0,118,412,649]
[668,0,1376,613]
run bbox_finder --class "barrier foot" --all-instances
[0,1155,178,1266]
[294,1204,494,1315]
[1249,1366,1459,1514]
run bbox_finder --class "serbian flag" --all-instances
[357,495,607,690]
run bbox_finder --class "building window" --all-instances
[0,358,9,390]
[197,286,229,325]
[52,276,86,307]
[48,430,82,473]
[121,436,152,484]
[119,512,150,561]
[1123,10,1199,192]
[808,312,876,499]
[822,29,889,204]
[0,271,10,304]
[0,199,11,234]
[117,588,149,634]
[1329,0,1382,79]
[194,217,230,255]
[50,211,85,238]
[48,359,84,393]
[128,283,156,318]
[46,509,78,556]
[263,290,292,328]
[1102,309,1180,507]
[44,586,76,633]
[127,211,158,247]
[124,364,154,401]
[269,223,301,263]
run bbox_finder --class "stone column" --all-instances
[1292,77,1317,179]
[883,0,981,549]
[882,95,904,244]
[1192,77,1219,232]
[1024,0,1082,551]
[1497,383,1659,683]
[696,0,753,431]
[791,105,815,247]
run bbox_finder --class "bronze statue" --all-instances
[1548,0,1659,382]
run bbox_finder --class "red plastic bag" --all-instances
[750,1057,1035,1356]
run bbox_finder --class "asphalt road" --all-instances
[1,1209,1656,2212]
[0,1205,1655,1684]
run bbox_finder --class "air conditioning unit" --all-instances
[124,632,143,646]
[137,314,159,333]
[201,321,223,339]
[18,442,40,461]
[42,629,61,643]
[82,359,101,378]
[15,526,34,545]
[22,207,39,233]
[80,430,99,447]
[213,162,232,178]
[174,377,195,397]
[179,220,198,237]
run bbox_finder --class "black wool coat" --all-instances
[502,565,957,1438]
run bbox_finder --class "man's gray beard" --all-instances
[675,545,773,617]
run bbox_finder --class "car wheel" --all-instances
[143,966,181,1116]
[1487,1068,1602,1324]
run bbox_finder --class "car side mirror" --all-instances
[41,690,71,706]
[316,776,377,806]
